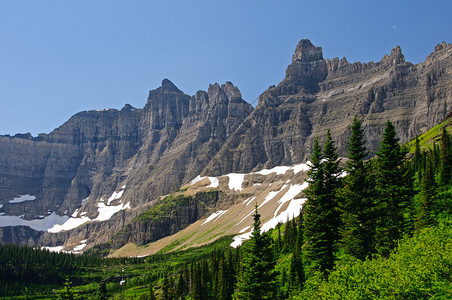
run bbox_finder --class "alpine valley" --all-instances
[0,39,451,258]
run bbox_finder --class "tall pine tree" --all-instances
[440,127,452,185]
[375,120,411,257]
[338,116,376,259]
[303,132,342,274]
[235,206,276,300]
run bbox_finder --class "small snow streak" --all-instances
[8,194,36,203]
[202,210,227,225]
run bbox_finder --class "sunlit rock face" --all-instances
[202,40,452,176]
[1,39,451,250]
[0,79,252,248]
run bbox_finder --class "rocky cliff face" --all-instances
[0,39,451,251]
[0,80,252,248]
[202,40,452,175]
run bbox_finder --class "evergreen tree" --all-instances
[416,157,436,229]
[277,268,288,300]
[338,116,376,259]
[161,275,170,300]
[303,133,342,273]
[234,206,277,299]
[58,278,77,300]
[288,250,304,294]
[440,127,452,185]
[375,120,411,257]
[175,272,187,300]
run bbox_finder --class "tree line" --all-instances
[149,117,451,299]
[1,116,450,299]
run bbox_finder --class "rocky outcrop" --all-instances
[0,79,252,248]
[1,39,451,250]
[111,190,233,249]
[202,40,452,175]
[0,226,43,247]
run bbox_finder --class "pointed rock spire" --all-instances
[160,78,183,94]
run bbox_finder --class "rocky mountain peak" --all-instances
[381,45,405,65]
[207,82,242,102]
[434,41,449,52]
[292,39,324,63]
[161,78,183,94]
[148,78,183,99]
[283,39,328,93]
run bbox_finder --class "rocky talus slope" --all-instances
[0,39,451,252]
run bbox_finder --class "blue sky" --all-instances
[0,0,451,135]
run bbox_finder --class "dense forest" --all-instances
[1,117,451,299]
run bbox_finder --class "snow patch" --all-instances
[107,189,124,205]
[81,197,88,205]
[73,240,87,252]
[47,215,90,233]
[202,210,227,225]
[226,173,245,191]
[237,209,256,225]
[95,202,130,222]
[273,184,307,217]
[238,226,250,233]
[71,209,80,218]
[43,246,65,253]
[49,197,131,233]
[291,163,310,175]
[258,186,285,209]
[9,194,36,204]
[261,198,306,233]
[243,197,256,207]
[256,166,291,176]
[190,175,205,185]
[207,177,219,188]
[0,212,70,231]
[231,231,252,248]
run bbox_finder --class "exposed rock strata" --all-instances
[0,39,451,250]
[202,40,452,175]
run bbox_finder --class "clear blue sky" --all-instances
[0,0,451,135]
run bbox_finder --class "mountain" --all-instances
[202,40,452,175]
[0,39,451,252]
[0,81,253,248]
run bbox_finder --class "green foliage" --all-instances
[235,206,277,299]
[4,117,452,300]
[303,132,342,274]
[375,120,412,257]
[132,194,194,222]
[338,116,376,259]
[297,218,452,299]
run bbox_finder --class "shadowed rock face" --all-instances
[0,80,253,247]
[202,40,452,176]
[1,39,451,250]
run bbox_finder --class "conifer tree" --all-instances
[289,250,304,294]
[338,116,376,259]
[303,133,341,273]
[375,120,411,257]
[234,206,276,300]
[440,127,451,185]
[175,272,187,300]
[416,157,436,229]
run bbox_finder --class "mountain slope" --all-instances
[0,39,451,252]
[202,40,452,175]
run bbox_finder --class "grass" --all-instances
[407,117,452,152]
